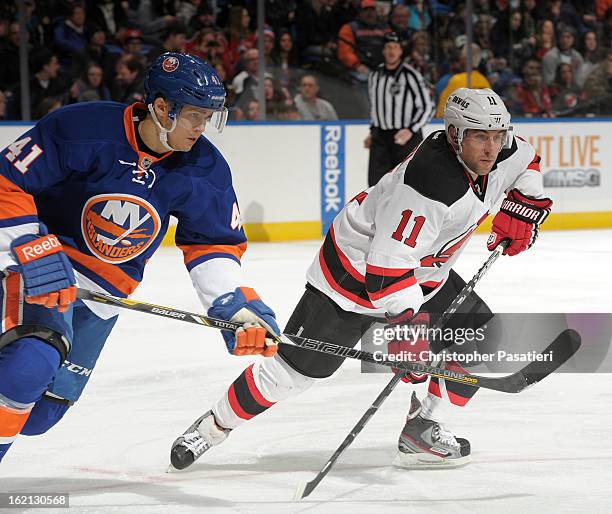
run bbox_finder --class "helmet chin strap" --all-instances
[148,103,178,152]
[455,151,479,177]
[449,129,479,177]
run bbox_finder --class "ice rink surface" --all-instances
[1,230,611,513]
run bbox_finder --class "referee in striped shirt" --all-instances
[365,32,434,186]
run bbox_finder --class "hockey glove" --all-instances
[9,225,77,312]
[209,287,280,357]
[386,311,430,384]
[487,189,553,256]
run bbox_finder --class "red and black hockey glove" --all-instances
[385,311,431,384]
[487,189,553,257]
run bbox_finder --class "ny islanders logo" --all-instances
[81,194,161,264]
[162,56,179,72]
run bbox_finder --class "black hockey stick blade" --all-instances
[466,328,581,393]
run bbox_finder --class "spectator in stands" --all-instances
[263,76,293,120]
[124,29,144,55]
[490,10,533,69]
[261,27,276,67]
[68,25,117,88]
[488,57,518,99]
[147,22,187,63]
[534,19,556,59]
[232,48,273,112]
[337,0,389,83]
[129,0,177,40]
[213,62,228,87]
[332,0,360,29]
[578,30,604,86]
[88,0,128,41]
[294,73,338,120]
[69,62,111,103]
[408,31,437,89]
[264,0,297,35]
[436,43,491,117]
[512,57,553,117]
[583,47,612,113]
[113,55,145,104]
[542,25,584,86]
[188,28,232,73]
[176,0,201,28]
[295,0,337,64]
[520,0,538,38]
[10,49,65,119]
[245,99,260,120]
[188,4,221,36]
[596,1,612,19]
[224,6,256,75]
[473,15,493,66]
[33,95,62,119]
[408,0,432,32]
[0,21,25,91]
[388,4,412,41]
[550,62,584,115]
[53,3,87,68]
[20,0,50,48]
[271,29,300,95]
[277,103,301,120]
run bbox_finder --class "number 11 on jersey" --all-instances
[391,209,425,247]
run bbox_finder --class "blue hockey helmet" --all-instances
[144,52,226,117]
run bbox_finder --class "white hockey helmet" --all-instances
[444,88,513,149]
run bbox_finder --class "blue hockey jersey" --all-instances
[0,102,246,308]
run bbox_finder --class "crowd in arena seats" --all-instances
[0,0,611,121]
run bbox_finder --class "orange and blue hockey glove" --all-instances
[9,225,77,312]
[209,287,279,357]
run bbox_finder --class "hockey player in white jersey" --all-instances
[170,88,553,470]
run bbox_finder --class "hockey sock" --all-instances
[213,355,316,429]
[0,337,61,461]
[213,363,276,429]
[420,389,447,422]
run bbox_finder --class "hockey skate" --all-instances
[169,411,230,470]
[393,392,471,469]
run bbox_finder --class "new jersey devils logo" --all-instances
[81,194,161,264]
[162,56,179,72]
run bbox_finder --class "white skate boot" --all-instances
[170,411,230,470]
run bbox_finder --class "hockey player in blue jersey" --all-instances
[0,53,280,462]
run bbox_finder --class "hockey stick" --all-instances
[76,285,580,394]
[292,244,580,500]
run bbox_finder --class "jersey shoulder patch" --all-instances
[402,131,468,207]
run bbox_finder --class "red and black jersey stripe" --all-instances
[365,263,416,301]
[420,279,443,297]
[319,226,374,308]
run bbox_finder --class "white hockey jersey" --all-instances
[307,130,545,317]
